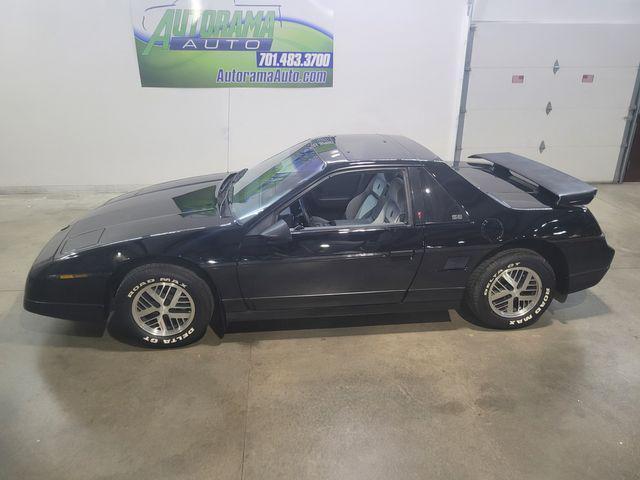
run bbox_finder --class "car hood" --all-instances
[62,172,233,252]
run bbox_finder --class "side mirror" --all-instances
[258,219,292,243]
[277,212,295,227]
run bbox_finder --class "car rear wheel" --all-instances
[465,249,555,329]
[113,263,214,348]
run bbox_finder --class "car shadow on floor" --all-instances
[220,289,610,343]
[2,288,611,350]
[105,308,460,348]
[456,290,611,331]
[223,309,456,342]
[545,290,612,324]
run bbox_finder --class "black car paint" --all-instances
[24,135,614,326]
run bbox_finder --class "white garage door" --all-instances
[458,23,640,182]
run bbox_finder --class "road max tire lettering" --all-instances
[142,327,195,344]
[508,288,551,326]
[159,278,188,289]
[127,278,155,298]
[127,277,187,298]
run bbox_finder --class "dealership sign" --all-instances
[131,0,334,88]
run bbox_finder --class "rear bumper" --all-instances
[567,265,612,293]
[23,298,105,322]
[562,236,615,293]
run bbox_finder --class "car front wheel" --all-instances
[465,249,555,329]
[113,263,214,348]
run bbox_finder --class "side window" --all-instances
[278,168,409,229]
[410,167,466,224]
[304,171,368,220]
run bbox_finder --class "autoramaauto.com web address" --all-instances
[216,68,328,84]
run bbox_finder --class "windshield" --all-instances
[230,141,325,221]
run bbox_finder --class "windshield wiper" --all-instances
[217,168,247,215]
[217,172,236,204]
[234,168,248,182]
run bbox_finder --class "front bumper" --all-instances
[24,227,108,322]
[23,298,105,322]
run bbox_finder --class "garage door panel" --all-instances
[466,68,556,110]
[467,67,638,110]
[463,109,627,148]
[545,110,627,147]
[462,22,638,183]
[463,112,544,148]
[471,23,640,68]
[460,145,617,183]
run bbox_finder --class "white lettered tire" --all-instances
[465,249,555,329]
[114,263,214,348]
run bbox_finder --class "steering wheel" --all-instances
[297,197,312,227]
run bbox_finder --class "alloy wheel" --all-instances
[131,282,196,336]
[488,267,542,318]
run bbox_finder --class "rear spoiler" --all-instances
[468,152,597,207]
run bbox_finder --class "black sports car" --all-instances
[24,135,614,347]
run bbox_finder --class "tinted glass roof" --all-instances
[311,134,439,162]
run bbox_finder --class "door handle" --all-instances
[386,250,415,260]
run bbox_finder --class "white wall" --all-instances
[473,0,640,24]
[0,0,470,188]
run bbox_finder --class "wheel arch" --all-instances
[476,239,569,295]
[104,256,222,316]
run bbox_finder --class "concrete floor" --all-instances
[0,185,639,480]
